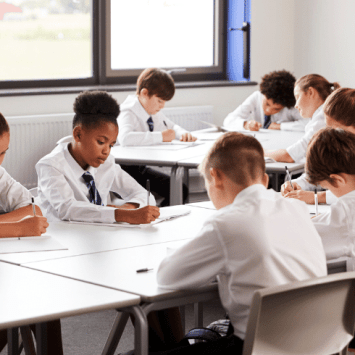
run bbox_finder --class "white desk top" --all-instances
[0,207,215,265]
[0,262,140,330]
[25,241,218,304]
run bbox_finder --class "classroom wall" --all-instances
[294,0,355,87]
[0,0,296,126]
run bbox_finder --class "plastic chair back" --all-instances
[243,271,355,355]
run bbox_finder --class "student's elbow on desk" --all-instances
[265,149,295,163]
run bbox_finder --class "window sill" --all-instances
[0,80,257,97]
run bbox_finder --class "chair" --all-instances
[242,271,355,355]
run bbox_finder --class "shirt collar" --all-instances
[313,104,324,118]
[134,95,151,121]
[63,143,96,179]
[234,184,267,203]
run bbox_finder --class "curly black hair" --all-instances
[0,113,9,137]
[260,70,296,108]
[73,91,120,130]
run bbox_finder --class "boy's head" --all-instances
[306,127,355,197]
[324,88,355,133]
[199,132,268,209]
[136,68,175,115]
[0,113,10,166]
[260,70,296,115]
[71,91,120,169]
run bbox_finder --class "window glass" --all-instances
[0,0,92,81]
[110,0,214,70]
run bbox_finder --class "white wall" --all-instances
[0,0,297,126]
[294,0,355,87]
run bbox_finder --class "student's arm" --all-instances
[264,149,295,163]
[0,204,42,222]
[0,216,49,238]
[157,221,225,290]
[162,116,197,142]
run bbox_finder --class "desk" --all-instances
[112,129,304,204]
[24,242,219,355]
[0,206,215,265]
[0,262,140,355]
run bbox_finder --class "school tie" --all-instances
[263,115,272,129]
[82,171,102,206]
[147,117,154,132]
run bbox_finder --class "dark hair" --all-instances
[199,132,265,187]
[259,70,296,108]
[323,88,355,128]
[0,113,9,136]
[295,74,340,102]
[136,68,175,101]
[306,127,355,186]
[73,91,120,130]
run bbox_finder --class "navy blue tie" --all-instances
[82,171,102,206]
[147,117,154,132]
[263,115,272,129]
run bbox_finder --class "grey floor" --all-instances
[0,300,225,355]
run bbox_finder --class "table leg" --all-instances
[7,328,18,355]
[131,306,149,355]
[194,303,203,328]
[35,322,47,355]
[170,166,184,206]
[101,311,130,355]
[184,168,190,204]
[179,306,185,334]
[20,326,36,355]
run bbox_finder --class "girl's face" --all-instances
[0,132,10,166]
[71,122,118,170]
[294,85,319,118]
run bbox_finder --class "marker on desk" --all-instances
[146,179,150,205]
[31,197,36,216]
[314,189,319,216]
[285,166,294,189]
[136,268,153,273]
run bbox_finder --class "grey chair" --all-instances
[243,271,355,355]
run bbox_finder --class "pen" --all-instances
[284,166,294,189]
[163,121,168,128]
[31,197,36,216]
[146,179,150,205]
[315,189,319,216]
[136,268,153,273]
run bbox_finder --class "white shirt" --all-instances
[293,173,338,205]
[36,142,155,223]
[0,167,32,213]
[157,184,327,340]
[286,104,326,163]
[223,91,308,132]
[312,190,355,260]
[118,95,187,146]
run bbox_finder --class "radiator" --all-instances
[3,106,213,188]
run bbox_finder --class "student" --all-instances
[118,68,194,206]
[0,113,63,355]
[223,70,305,132]
[36,90,159,224]
[282,87,355,205]
[156,132,327,355]
[265,74,340,163]
[306,127,355,261]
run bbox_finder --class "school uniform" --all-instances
[223,91,308,132]
[117,94,188,206]
[157,184,327,353]
[0,166,32,213]
[292,173,338,205]
[312,190,355,260]
[36,142,155,223]
[118,95,187,146]
[286,104,326,163]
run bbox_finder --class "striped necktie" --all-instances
[147,117,154,132]
[82,171,102,206]
[263,115,272,129]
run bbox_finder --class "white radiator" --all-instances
[3,106,213,188]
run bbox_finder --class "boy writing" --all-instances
[118,68,195,206]
[306,127,355,261]
[156,132,326,354]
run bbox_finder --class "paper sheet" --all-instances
[0,235,67,254]
[307,204,331,215]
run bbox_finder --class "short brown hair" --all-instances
[136,68,175,101]
[306,127,355,186]
[324,88,355,128]
[295,74,340,101]
[199,132,265,187]
[0,113,9,137]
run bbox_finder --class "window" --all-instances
[0,0,250,90]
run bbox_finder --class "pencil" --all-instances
[31,197,36,216]
[146,179,150,205]
[285,166,294,189]
[315,189,318,216]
